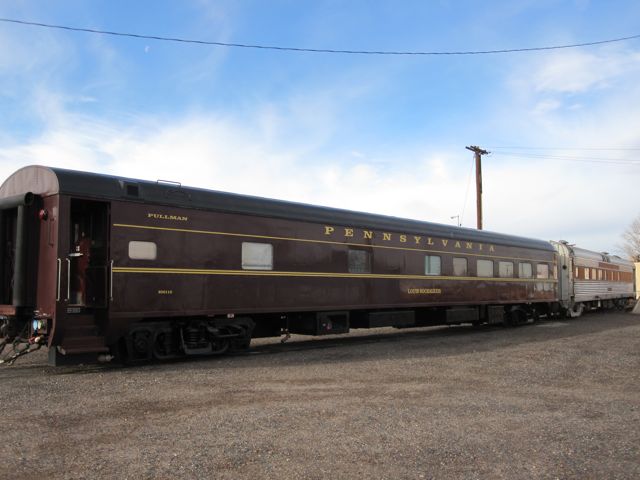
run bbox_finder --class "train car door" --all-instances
[0,197,39,310]
[554,242,572,304]
[0,209,17,305]
[67,199,110,309]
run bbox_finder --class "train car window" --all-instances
[128,241,157,260]
[519,263,533,279]
[591,268,596,280]
[498,261,514,278]
[536,264,549,279]
[477,259,494,277]
[453,257,468,276]
[424,255,441,276]
[575,267,579,278]
[597,269,603,281]
[241,242,274,270]
[348,249,371,274]
[584,268,590,280]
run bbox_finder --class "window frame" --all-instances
[536,263,550,279]
[241,242,274,271]
[498,261,514,278]
[128,241,158,261]
[424,255,441,276]
[348,249,371,274]
[519,262,533,279]
[452,257,468,277]
[477,259,494,278]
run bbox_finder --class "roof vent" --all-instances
[125,184,139,197]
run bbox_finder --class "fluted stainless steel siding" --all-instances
[574,280,633,302]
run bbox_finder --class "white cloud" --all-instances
[1,98,639,255]
[531,99,562,116]
[530,49,640,94]
[1,20,640,257]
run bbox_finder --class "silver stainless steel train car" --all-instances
[552,241,635,317]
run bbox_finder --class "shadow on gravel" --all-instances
[3,312,637,376]
[243,311,638,362]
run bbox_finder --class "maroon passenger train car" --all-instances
[1,166,559,365]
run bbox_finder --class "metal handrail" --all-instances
[56,258,61,301]
[66,258,71,301]
[109,260,114,301]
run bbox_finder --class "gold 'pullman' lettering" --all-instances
[148,213,188,222]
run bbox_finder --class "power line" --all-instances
[492,151,640,165]
[490,146,640,151]
[1,17,639,56]
[494,151,639,162]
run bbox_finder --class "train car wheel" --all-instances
[504,308,526,327]
[568,303,584,318]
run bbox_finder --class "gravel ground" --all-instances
[1,311,639,479]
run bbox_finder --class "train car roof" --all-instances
[552,242,634,267]
[1,165,554,252]
[571,246,606,262]
[572,246,635,267]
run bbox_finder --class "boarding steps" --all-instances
[59,314,109,355]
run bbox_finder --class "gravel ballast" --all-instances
[1,311,639,479]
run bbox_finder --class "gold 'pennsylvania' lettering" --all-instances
[322,225,497,254]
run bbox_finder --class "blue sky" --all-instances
[1,0,639,254]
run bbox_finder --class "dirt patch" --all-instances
[1,312,639,479]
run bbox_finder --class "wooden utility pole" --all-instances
[465,146,490,230]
